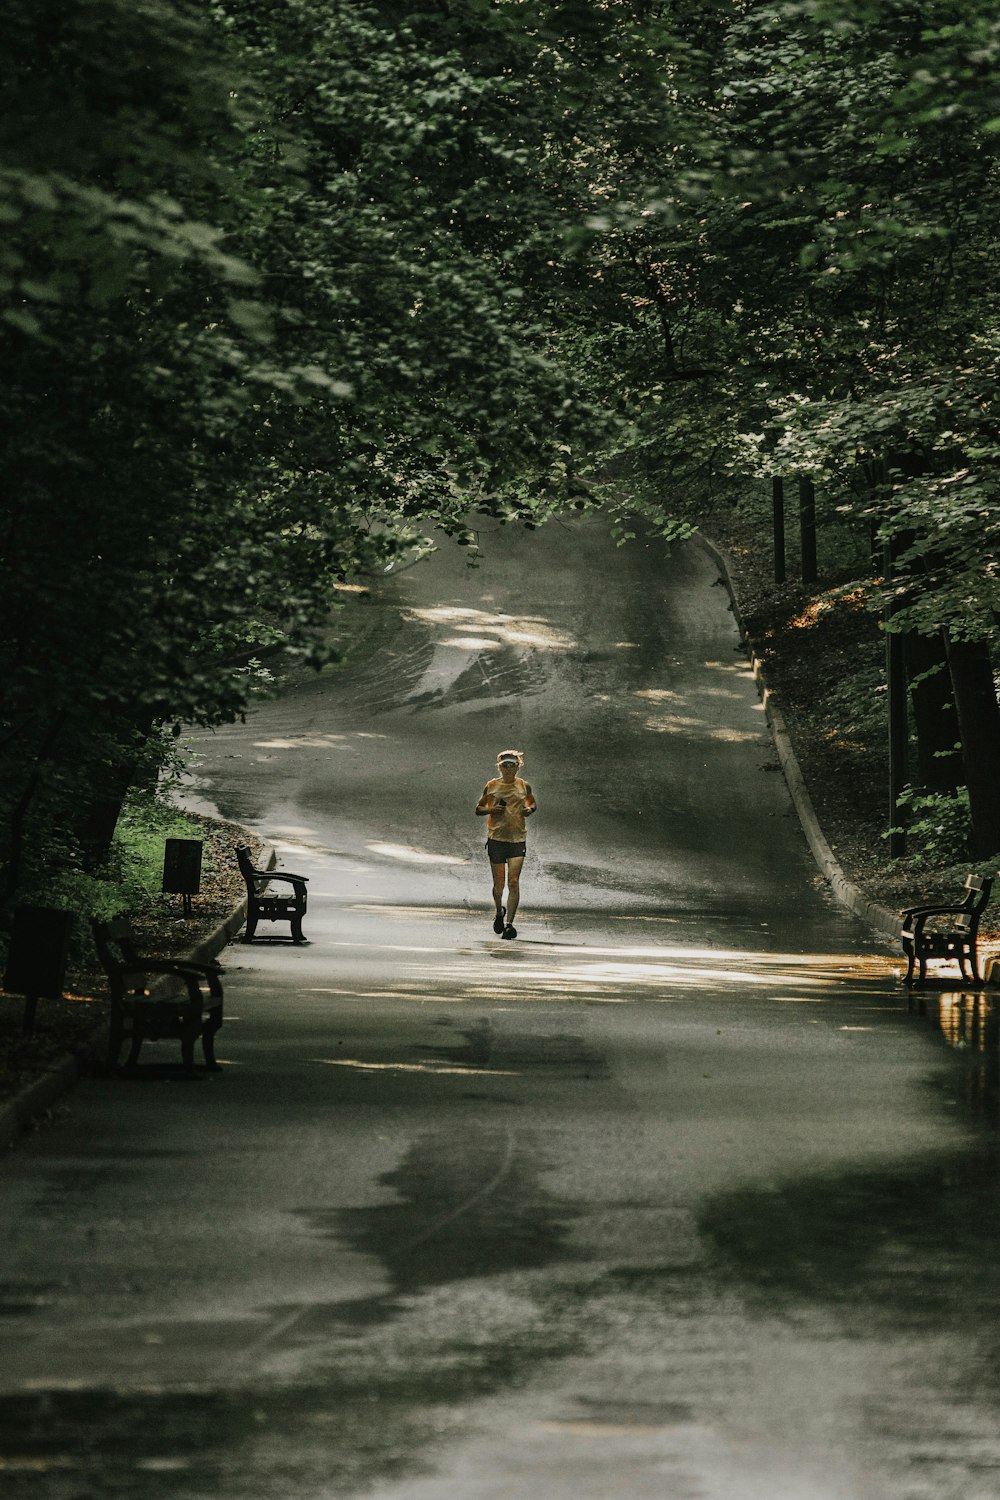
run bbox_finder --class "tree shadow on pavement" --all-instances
[699,1139,1000,1393]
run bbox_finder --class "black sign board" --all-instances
[162,838,203,896]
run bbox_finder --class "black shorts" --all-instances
[486,839,526,863]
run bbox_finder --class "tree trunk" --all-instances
[906,630,962,794]
[884,538,908,855]
[73,723,154,872]
[75,768,140,872]
[772,476,786,584]
[798,475,817,584]
[943,635,1000,857]
[0,712,68,911]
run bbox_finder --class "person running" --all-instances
[475,749,536,940]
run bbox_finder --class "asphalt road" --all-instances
[2,515,1000,1500]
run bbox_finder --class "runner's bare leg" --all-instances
[491,861,506,915]
[505,855,525,925]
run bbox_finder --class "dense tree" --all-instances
[570,0,1000,855]
[5,0,1000,914]
[0,0,660,909]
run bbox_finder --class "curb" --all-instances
[0,1053,80,1154]
[0,847,275,1151]
[696,534,901,945]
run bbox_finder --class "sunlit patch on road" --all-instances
[348,904,479,917]
[697,684,747,700]
[475,958,775,992]
[641,711,762,742]
[330,942,455,954]
[308,1058,520,1075]
[439,636,503,649]
[253,734,351,749]
[298,930,899,1011]
[406,604,575,651]
[514,942,891,972]
[642,712,704,730]
[18,1382,89,1393]
[307,990,468,1002]
[365,842,467,865]
[307,986,473,1002]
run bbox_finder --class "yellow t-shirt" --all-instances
[483,777,533,842]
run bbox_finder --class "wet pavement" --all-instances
[2,516,1000,1499]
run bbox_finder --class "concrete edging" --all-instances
[696,534,900,944]
[0,847,275,1150]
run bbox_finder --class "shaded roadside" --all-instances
[701,509,1000,957]
[0,816,264,1142]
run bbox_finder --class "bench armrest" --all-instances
[900,903,967,919]
[119,959,223,996]
[164,960,224,994]
[254,872,308,888]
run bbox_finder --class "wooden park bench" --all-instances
[92,917,224,1073]
[236,844,309,943]
[900,872,994,985]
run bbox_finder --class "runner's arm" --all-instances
[523,783,537,816]
[475,785,496,816]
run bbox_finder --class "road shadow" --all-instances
[304,1123,582,1295]
[699,1139,1000,1398]
[0,1123,588,1499]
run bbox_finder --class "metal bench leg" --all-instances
[202,1011,223,1071]
[122,1035,143,1072]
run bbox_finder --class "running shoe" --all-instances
[493,907,506,935]
[502,923,517,941]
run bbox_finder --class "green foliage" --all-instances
[564,0,1000,641]
[823,662,887,744]
[885,786,972,865]
[2,0,657,905]
[18,793,207,965]
[6,0,1000,898]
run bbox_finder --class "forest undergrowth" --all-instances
[706,500,1000,938]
